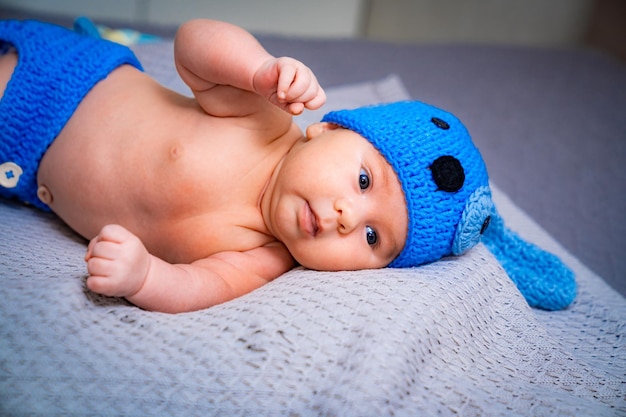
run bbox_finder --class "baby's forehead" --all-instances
[338,126,400,175]
[342,120,466,177]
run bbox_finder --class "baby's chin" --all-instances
[293,252,390,272]
[293,253,348,272]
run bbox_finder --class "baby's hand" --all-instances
[253,57,326,115]
[84,224,151,298]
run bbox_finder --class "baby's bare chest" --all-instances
[38,68,295,261]
[143,208,276,263]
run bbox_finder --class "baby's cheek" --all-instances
[296,242,386,272]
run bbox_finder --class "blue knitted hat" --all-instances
[322,100,491,268]
[322,101,577,310]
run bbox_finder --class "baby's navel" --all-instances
[37,185,53,205]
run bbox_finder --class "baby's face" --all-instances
[265,123,408,270]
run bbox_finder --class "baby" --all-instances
[0,18,497,313]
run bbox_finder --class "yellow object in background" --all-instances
[74,16,160,46]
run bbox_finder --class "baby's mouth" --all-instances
[302,201,320,237]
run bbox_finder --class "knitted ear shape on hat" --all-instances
[321,101,576,310]
[482,210,576,310]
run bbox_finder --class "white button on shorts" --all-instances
[0,162,23,189]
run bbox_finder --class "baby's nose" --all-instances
[334,198,360,234]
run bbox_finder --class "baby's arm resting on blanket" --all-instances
[84,225,294,313]
[173,18,325,115]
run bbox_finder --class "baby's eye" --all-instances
[365,226,378,246]
[359,169,371,190]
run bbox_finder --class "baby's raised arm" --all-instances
[174,19,325,115]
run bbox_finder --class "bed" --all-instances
[1,10,625,416]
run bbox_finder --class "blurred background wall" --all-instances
[0,0,624,59]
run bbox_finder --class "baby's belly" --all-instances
[35,68,203,239]
[39,136,225,260]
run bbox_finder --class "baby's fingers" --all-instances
[97,224,133,243]
[284,75,326,112]
[276,63,298,102]
[86,272,120,297]
[87,240,122,262]
[85,225,125,260]
[85,237,96,261]
[85,254,119,296]
[284,83,325,114]
[300,82,326,110]
[85,240,123,282]
[282,69,313,100]
[287,102,305,115]
[85,248,143,298]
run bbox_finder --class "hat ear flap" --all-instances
[481,210,576,310]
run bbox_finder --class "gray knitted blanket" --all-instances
[1,41,624,416]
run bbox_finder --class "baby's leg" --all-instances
[0,49,19,191]
[0,47,17,107]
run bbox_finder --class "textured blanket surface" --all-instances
[1,189,624,416]
[1,40,625,416]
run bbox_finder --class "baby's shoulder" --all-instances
[193,85,294,134]
[209,241,296,284]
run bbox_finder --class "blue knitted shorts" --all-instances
[0,20,143,210]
